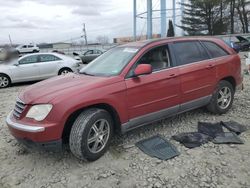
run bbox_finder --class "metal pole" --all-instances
[172,0,176,33]
[181,0,184,36]
[160,0,166,38]
[133,0,137,41]
[147,0,152,39]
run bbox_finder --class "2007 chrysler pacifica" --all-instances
[6,37,243,161]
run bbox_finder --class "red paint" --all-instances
[7,37,243,143]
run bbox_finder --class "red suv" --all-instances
[6,37,243,161]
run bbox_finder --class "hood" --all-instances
[19,73,121,104]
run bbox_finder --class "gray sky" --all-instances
[0,0,181,44]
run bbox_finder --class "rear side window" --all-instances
[39,54,61,62]
[202,41,228,58]
[173,41,209,66]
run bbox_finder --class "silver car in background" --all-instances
[0,52,81,88]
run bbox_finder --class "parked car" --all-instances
[0,52,81,88]
[235,36,250,51]
[73,49,103,64]
[6,37,243,161]
[16,44,40,54]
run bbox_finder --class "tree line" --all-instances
[179,0,250,35]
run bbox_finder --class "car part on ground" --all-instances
[212,132,244,144]
[172,120,246,148]
[198,122,224,138]
[136,135,180,160]
[172,132,211,148]
[221,121,247,135]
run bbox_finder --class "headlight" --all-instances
[26,104,53,121]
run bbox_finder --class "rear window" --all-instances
[202,41,228,58]
[173,41,209,66]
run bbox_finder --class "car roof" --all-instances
[20,52,63,58]
[120,36,223,48]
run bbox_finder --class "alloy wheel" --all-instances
[217,86,232,109]
[0,76,9,88]
[87,119,110,154]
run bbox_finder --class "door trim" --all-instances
[121,95,211,134]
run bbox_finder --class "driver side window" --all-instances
[127,45,171,77]
[19,55,38,64]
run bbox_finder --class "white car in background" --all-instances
[0,52,81,88]
[16,44,40,54]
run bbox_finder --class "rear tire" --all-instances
[207,80,234,114]
[0,74,11,88]
[69,108,113,161]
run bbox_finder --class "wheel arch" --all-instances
[58,67,72,75]
[220,76,236,91]
[62,103,121,144]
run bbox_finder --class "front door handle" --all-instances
[206,64,214,69]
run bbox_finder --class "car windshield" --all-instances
[80,47,139,76]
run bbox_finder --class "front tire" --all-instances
[207,80,234,114]
[69,108,113,161]
[0,74,11,88]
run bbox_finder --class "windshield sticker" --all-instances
[123,48,138,53]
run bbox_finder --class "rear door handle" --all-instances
[206,64,214,69]
[167,74,178,79]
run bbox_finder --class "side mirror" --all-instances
[134,64,152,77]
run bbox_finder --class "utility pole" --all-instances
[147,0,153,39]
[172,0,176,33]
[8,34,13,47]
[133,0,137,41]
[82,23,88,46]
[160,0,166,38]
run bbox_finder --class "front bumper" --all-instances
[6,111,45,133]
[6,111,62,151]
[17,138,62,152]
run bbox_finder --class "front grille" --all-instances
[13,98,26,119]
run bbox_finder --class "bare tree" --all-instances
[96,35,109,44]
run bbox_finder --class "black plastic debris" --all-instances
[172,132,211,148]
[213,132,244,144]
[198,122,224,138]
[221,121,247,135]
[135,135,180,160]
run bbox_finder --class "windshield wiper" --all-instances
[80,71,95,76]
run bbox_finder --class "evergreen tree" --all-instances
[179,0,228,35]
[167,20,175,37]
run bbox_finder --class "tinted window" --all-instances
[173,41,209,66]
[19,55,38,64]
[202,41,228,58]
[39,54,60,62]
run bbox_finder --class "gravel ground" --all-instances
[0,65,250,188]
